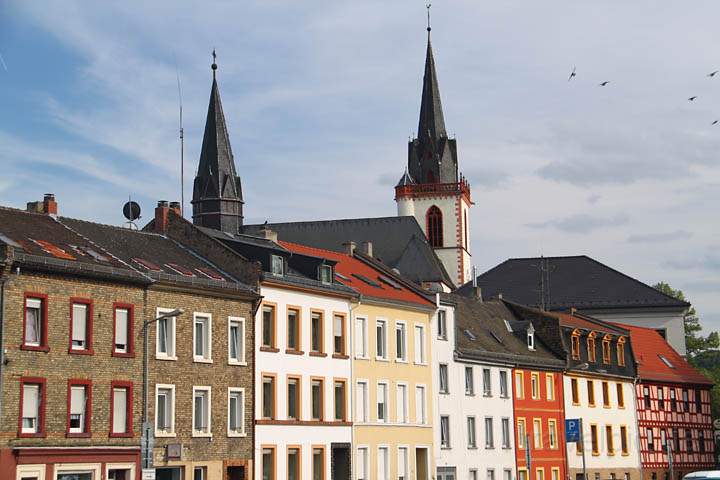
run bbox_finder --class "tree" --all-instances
[653,281,719,357]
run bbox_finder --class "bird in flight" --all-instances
[712,120,719,125]
[708,70,718,77]
[688,96,698,101]
[599,81,610,86]
[568,66,576,81]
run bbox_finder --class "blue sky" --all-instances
[1,1,719,331]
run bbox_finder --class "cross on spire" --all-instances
[211,49,217,78]
[426,3,432,34]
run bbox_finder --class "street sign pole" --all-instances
[580,420,587,480]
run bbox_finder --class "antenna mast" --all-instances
[175,60,184,217]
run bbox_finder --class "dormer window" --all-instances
[571,330,581,360]
[271,255,284,276]
[527,324,536,350]
[587,332,597,363]
[319,265,333,284]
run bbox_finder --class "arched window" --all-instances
[426,206,443,248]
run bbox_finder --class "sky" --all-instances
[0,1,719,332]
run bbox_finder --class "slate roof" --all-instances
[445,293,565,368]
[614,323,712,385]
[459,255,689,310]
[244,216,453,286]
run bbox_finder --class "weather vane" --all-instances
[211,49,217,77]
[426,3,432,33]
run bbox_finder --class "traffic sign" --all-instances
[141,469,156,480]
[566,419,581,443]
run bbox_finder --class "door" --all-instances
[331,443,351,480]
[415,448,429,480]
[227,466,245,480]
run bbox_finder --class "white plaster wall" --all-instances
[254,285,353,480]
[563,376,642,471]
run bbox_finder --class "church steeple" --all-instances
[192,51,244,234]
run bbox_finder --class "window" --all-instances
[590,424,599,454]
[194,467,207,480]
[527,328,535,350]
[335,380,347,421]
[262,304,276,350]
[548,419,558,449]
[499,371,508,397]
[287,377,300,420]
[156,308,177,359]
[288,448,300,480]
[587,334,597,363]
[23,295,48,349]
[356,447,368,480]
[113,304,133,356]
[440,415,451,447]
[517,418,526,449]
[228,317,245,364]
[287,308,300,352]
[657,387,665,410]
[155,384,175,435]
[661,429,668,449]
[193,387,211,436]
[377,447,389,480]
[647,428,655,451]
[262,375,275,419]
[695,389,703,413]
[519,471,528,480]
[313,447,325,480]
[546,374,555,401]
[319,264,332,284]
[465,367,475,395]
[551,469,560,480]
[312,378,324,421]
[686,429,693,453]
[670,389,677,411]
[110,383,132,436]
[67,382,90,435]
[467,416,477,448]
[355,317,368,358]
[415,385,427,424]
[437,309,447,339]
[396,384,408,423]
[70,300,92,353]
[414,324,426,363]
[673,427,679,452]
[682,390,689,413]
[617,337,626,366]
[515,372,524,399]
[483,368,492,396]
[699,430,706,453]
[426,206,443,247]
[398,447,409,480]
[536,469,544,480]
[602,382,610,407]
[644,386,651,409]
[20,378,45,436]
[533,419,542,449]
[377,382,388,422]
[271,255,284,276]
[193,313,212,362]
[488,470,496,480]
[334,314,346,355]
[617,383,625,408]
[395,322,407,361]
[602,337,611,364]
[606,425,614,454]
[439,364,449,393]
[228,388,245,436]
[571,332,580,360]
[502,418,511,448]
[262,447,275,480]
[571,378,579,404]
[485,417,495,448]
[376,319,387,359]
[311,311,324,353]
[356,381,368,423]
[587,380,595,406]
[505,470,513,480]
[531,373,540,399]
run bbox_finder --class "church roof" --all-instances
[396,170,416,187]
[418,36,447,141]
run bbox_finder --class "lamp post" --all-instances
[141,308,184,471]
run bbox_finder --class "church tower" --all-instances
[192,53,244,234]
[395,22,473,287]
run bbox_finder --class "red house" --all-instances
[619,324,714,480]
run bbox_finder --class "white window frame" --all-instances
[155,307,177,360]
[106,463,136,480]
[439,363,449,393]
[396,382,409,424]
[227,387,246,437]
[377,445,390,480]
[155,383,176,437]
[377,380,389,423]
[192,385,212,437]
[440,415,451,448]
[113,306,130,354]
[483,368,492,397]
[414,323,426,365]
[467,416,477,448]
[437,309,448,340]
[501,417,511,449]
[193,312,213,363]
[227,316,246,365]
[485,417,495,449]
[395,320,408,362]
[415,384,427,424]
[70,302,89,351]
[16,464,45,480]
[356,446,369,480]
[376,319,388,360]
[397,446,409,480]
[499,370,509,398]
[53,464,101,480]
[356,379,369,423]
[21,383,40,434]
[465,366,475,395]
[355,316,368,359]
[271,254,284,276]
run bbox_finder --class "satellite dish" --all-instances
[123,201,141,221]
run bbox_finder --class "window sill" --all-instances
[155,355,178,361]
[483,394,493,398]
[193,358,213,364]
[332,353,350,360]
[413,361,428,366]
[395,359,408,364]
[227,431,247,438]
[18,432,46,438]
[485,446,495,450]
[468,446,478,450]
[66,432,92,438]
[109,432,134,438]
[155,431,177,438]
[192,432,213,438]
[228,360,248,366]
[309,351,327,358]
[440,446,452,450]
[69,348,94,356]
[375,357,389,362]
[355,355,370,360]
[112,351,136,358]
[466,393,475,397]
[20,344,49,352]
[260,346,280,353]
[286,349,304,355]
[439,391,450,395]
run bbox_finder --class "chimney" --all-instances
[342,241,356,256]
[26,194,58,215]
[570,307,577,316]
[169,201,181,216]
[474,286,483,302]
[260,225,278,243]
[361,241,373,257]
[155,200,169,234]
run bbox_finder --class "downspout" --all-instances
[632,375,643,480]
[0,272,7,421]
[349,296,361,480]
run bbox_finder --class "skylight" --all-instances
[378,275,402,290]
[658,355,675,369]
[463,329,476,341]
[132,257,162,272]
[503,319,513,332]
[335,272,350,281]
[352,273,382,288]
[490,330,504,344]
[165,263,196,277]
[195,267,225,281]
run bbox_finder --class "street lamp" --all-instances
[141,308,184,470]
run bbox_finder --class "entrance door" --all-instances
[156,468,183,480]
[437,466,457,480]
[331,443,351,480]
[415,448,429,480]
[227,466,245,480]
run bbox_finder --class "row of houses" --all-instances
[0,22,714,480]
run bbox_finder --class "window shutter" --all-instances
[23,385,39,418]
[115,309,128,347]
[70,386,85,415]
[72,304,87,343]
[113,388,127,433]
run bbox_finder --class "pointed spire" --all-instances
[192,51,244,234]
[418,28,447,141]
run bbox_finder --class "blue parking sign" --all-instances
[565,419,581,443]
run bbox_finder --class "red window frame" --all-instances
[66,379,92,438]
[18,377,47,438]
[68,298,94,355]
[426,206,444,248]
[21,293,49,351]
[112,303,135,358]
[109,381,134,438]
